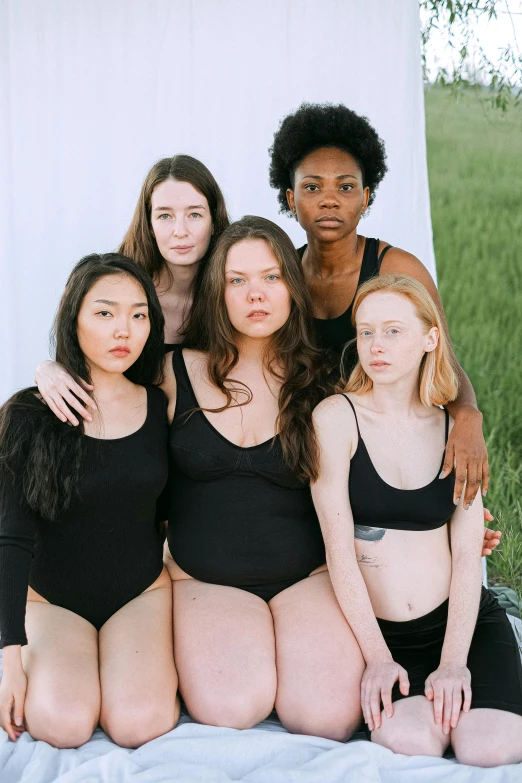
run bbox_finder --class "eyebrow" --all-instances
[301,174,358,181]
[358,319,407,326]
[226,266,280,275]
[153,204,207,211]
[93,299,148,307]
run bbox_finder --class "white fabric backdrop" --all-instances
[0,0,434,402]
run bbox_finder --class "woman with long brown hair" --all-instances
[34,155,230,423]
[311,275,522,766]
[160,215,364,739]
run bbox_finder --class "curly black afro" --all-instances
[269,103,388,216]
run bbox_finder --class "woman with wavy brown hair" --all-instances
[34,155,230,422]
[159,215,365,739]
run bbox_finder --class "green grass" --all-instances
[425,87,522,592]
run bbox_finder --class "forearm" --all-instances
[441,553,482,665]
[326,545,392,663]
[446,365,479,418]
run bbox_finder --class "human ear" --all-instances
[425,326,439,353]
[286,188,296,217]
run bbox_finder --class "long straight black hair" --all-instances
[0,253,165,521]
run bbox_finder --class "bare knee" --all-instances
[278,697,361,741]
[26,701,97,748]
[454,737,522,768]
[186,685,274,730]
[101,699,179,748]
[372,713,447,757]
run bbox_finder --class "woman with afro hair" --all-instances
[269,102,495,516]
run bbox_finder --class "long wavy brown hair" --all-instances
[184,216,335,481]
[119,155,230,292]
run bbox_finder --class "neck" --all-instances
[158,261,199,297]
[234,333,271,366]
[305,229,362,277]
[88,366,133,402]
[368,372,423,416]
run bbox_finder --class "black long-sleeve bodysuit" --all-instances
[0,385,169,648]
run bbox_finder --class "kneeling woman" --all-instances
[0,254,178,748]
[311,275,522,766]
[161,216,365,739]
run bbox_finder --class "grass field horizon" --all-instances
[425,87,522,593]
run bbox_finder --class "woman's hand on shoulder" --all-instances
[361,657,410,731]
[0,648,27,742]
[425,663,472,734]
[35,360,95,426]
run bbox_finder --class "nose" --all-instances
[370,334,385,354]
[172,216,189,238]
[319,189,340,209]
[114,321,129,339]
[247,281,266,302]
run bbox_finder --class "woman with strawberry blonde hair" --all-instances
[311,275,522,767]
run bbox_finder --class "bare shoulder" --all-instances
[313,393,358,435]
[379,243,437,291]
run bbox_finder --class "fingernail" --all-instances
[465,503,470,511]
[15,718,22,726]
[439,471,445,479]
[87,416,93,422]
[482,489,487,497]
[454,497,461,505]
[469,498,474,507]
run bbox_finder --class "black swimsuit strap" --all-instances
[444,408,450,443]
[378,244,393,267]
[341,394,361,438]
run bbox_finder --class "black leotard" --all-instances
[0,386,169,647]
[297,238,392,376]
[166,349,325,601]
[344,396,455,531]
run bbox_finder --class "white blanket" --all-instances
[1,619,521,783]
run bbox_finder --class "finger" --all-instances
[399,668,410,696]
[370,692,382,730]
[13,690,25,730]
[1,699,17,743]
[381,687,394,720]
[483,508,494,523]
[439,444,455,480]
[75,378,96,395]
[65,381,97,410]
[48,393,80,426]
[463,465,480,507]
[59,388,94,421]
[442,688,453,734]
[482,548,492,557]
[463,683,472,713]
[450,688,462,730]
[433,683,444,725]
[425,679,434,701]
[44,396,68,424]
[453,469,466,506]
[481,461,490,496]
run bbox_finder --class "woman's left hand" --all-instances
[425,664,472,734]
[439,408,488,508]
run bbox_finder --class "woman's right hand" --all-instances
[35,360,96,426]
[0,657,27,742]
[361,658,410,731]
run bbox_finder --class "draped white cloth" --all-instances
[0,0,433,400]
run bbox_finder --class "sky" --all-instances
[422,1,522,85]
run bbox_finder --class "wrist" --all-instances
[2,644,24,670]
[364,649,394,665]
[455,405,482,422]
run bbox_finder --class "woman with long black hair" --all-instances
[0,254,178,748]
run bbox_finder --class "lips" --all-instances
[110,346,130,357]
[317,216,343,224]
[247,310,269,319]
[369,361,390,368]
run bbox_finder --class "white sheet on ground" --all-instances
[1,618,521,783]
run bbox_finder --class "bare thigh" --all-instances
[99,568,179,748]
[451,708,522,767]
[372,695,449,757]
[23,600,100,749]
[173,578,277,729]
[270,569,365,741]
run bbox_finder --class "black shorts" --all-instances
[377,587,522,716]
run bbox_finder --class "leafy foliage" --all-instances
[421,1,522,111]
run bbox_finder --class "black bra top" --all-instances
[343,395,456,532]
[166,349,325,588]
[297,238,392,367]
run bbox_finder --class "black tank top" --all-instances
[166,350,325,587]
[297,238,392,376]
[343,396,455,532]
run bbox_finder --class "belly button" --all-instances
[407,603,412,611]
